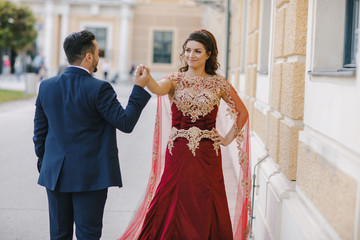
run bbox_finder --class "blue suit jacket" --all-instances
[33,67,151,192]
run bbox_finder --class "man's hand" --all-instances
[134,64,150,88]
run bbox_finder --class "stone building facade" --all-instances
[201,0,360,239]
[13,0,202,80]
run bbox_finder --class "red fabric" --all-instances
[118,96,168,240]
[137,104,233,240]
[233,120,251,240]
[119,86,251,239]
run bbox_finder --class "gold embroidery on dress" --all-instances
[170,73,231,122]
[163,72,251,237]
[236,129,251,237]
[165,72,242,158]
[147,112,160,207]
[168,126,219,156]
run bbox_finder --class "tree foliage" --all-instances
[0,1,37,51]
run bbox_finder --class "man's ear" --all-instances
[85,52,93,62]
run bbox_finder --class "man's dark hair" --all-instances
[63,30,96,64]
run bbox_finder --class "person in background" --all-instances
[32,53,43,74]
[14,56,23,81]
[102,59,110,80]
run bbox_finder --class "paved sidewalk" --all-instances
[0,76,238,239]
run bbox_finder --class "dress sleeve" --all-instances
[219,77,251,239]
[117,95,171,240]
[220,78,248,132]
[161,72,180,80]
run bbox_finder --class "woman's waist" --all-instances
[167,126,219,156]
[171,121,216,130]
[169,126,215,137]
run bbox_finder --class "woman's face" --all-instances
[184,40,210,70]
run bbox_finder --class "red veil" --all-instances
[118,95,251,240]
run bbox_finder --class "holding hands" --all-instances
[134,63,175,96]
[134,64,150,88]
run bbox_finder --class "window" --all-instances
[153,31,173,64]
[343,0,359,68]
[86,27,107,57]
[257,0,271,75]
[308,0,356,75]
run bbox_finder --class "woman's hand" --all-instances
[134,64,150,88]
[212,128,231,147]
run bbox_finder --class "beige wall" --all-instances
[297,140,357,240]
[268,0,307,180]
[68,15,121,77]
[220,0,360,238]
[132,4,202,77]
[20,0,201,78]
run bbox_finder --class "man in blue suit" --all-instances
[33,30,151,239]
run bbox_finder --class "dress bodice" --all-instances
[170,72,226,130]
[166,73,231,156]
[170,103,218,131]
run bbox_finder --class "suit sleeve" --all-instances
[33,92,48,172]
[96,83,151,133]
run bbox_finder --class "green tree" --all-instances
[0,1,37,51]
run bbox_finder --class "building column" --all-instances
[119,5,133,81]
[44,0,54,72]
[59,3,70,65]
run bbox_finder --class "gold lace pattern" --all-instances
[167,126,219,156]
[170,73,235,122]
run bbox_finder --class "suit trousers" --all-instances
[46,188,108,240]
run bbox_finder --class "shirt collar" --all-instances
[69,65,90,74]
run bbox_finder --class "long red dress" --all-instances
[119,73,251,240]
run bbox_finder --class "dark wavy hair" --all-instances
[179,29,219,75]
[63,30,95,64]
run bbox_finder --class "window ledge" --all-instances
[257,70,268,75]
[307,69,356,77]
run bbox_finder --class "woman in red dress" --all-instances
[119,29,251,240]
